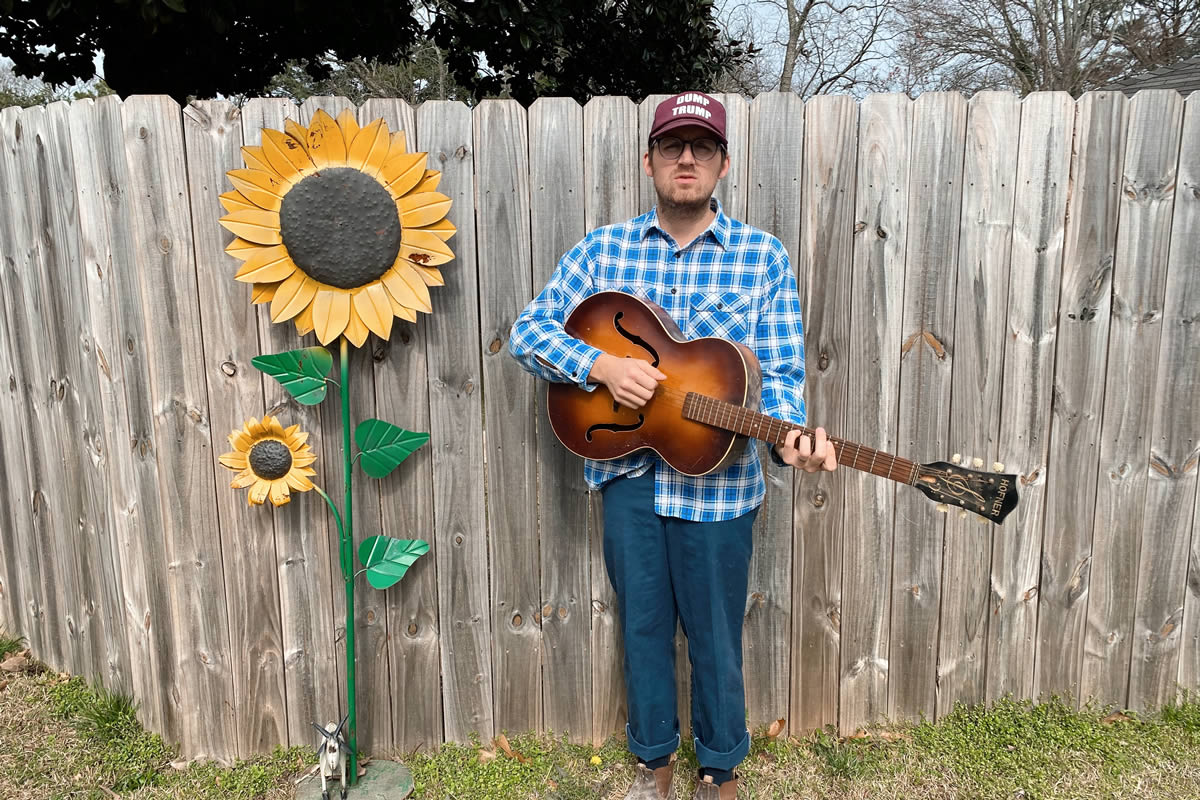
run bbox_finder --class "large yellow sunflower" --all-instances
[219,109,456,346]
[219,415,318,507]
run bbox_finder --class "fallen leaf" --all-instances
[1102,711,1133,725]
[0,654,29,673]
[849,729,871,740]
[766,718,786,739]
[478,748,497,763]
[877,730,910,742]
[497,733,515,757]
[0,679,9,692]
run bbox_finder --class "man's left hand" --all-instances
[775,427,838,473]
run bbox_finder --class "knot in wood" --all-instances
[408,623,418,636]
[817,353,829,371]
[512,613,523,628]
[489,338,503,355]
[220,361,237,377]
[812,492,826,508]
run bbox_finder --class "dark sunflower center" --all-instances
[248,439,293,480]
[279,167,402,289]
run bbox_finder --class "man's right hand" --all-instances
[588,353,667,409]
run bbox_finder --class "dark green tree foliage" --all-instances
[429,0,754,103]
[0,0,421,101]
[1,0,751,104]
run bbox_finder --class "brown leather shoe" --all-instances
[691,774,737,800]
[624,761,676,800]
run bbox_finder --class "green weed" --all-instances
[0,629,25,660]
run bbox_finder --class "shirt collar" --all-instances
[638,196,730,250]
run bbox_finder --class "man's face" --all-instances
[643,124,730,213]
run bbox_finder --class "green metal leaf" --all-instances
[251,347,333,406]
[355,419,430,478]
[358,536,429,590]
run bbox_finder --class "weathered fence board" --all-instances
[583,95,640,744]
[122,94,234,760]
[0,92,1198,764]
[1175,94,1200,698]
[840,92,911,734]
[986,91,1074,703]
[742,91,803,734]
[419,99,495,743]
[182,99,288,758]
[359,96,444,753]
[1034,91,1126,704]
[1082,90,1182,709]
[1128,89,1197,711]
[936,91,1019,715]
[891,92,966,722]
[792,93,857,733]
[476,98,543,735]
[528,96,592,741]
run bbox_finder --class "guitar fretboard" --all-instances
[682,392,920,486]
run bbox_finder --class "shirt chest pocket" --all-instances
[686,291,751,343]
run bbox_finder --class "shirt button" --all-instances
[717,303,723,309]
[671,288,677,294]
[674,252,682,258]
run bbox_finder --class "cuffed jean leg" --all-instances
[665,508,756,771]
[601,471,681,763]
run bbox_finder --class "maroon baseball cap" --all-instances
[649,91,727,145]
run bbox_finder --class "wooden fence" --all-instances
[0,90,1196,764]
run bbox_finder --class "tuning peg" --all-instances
[936,503,949,513]
[951,453,962,464]
[972,457,984,468]
[993,462,1005,472]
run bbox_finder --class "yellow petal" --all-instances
[247,417,267,438]
[396,262,432,313]
[294,304,316,336]
[224,237,260,260]
[348,118,390,176]
[353,283,394,341]
[262,128,316,183]
[287,429,310,448]
[335,108,360,150]
[234,246,298,283]
[411,169,441,194]
[284,423,300,438]
[304,109,347,168]
[248,480,271,505]
[220,209,282,245]
[231,469,258,489]
[414,266,445,286]
[268,480,291,507]
[381,267,421,312]
[228,168,287,211]
[400,229,455,266]
[398,191,452,228]
[229,429,253,451]
[240,145,273,173]
[344,309,370,347]
[285,472,316,492]
[252,283,277,304]
[386,288,418,322]
[386,130,408,162]
[414,217,456,241]
[219,451,248,470]
[271,273,318,323]
[312,290,352,345]
[264,416,286,437]
[293,453,318,468]
[381,152,426,197]
[284,119,309,147]
[219,190,258,214]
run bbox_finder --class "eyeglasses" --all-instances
[654,136,724,162]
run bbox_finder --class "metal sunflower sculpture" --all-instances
[218,109,446,792]
[219,108,455,346]
[219,415,317,506]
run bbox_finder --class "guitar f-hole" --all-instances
[586,415,645,442]
[613,312,661,367]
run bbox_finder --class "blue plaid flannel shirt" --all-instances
[508,199,806,522]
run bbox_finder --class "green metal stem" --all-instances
[311,486,344,542]
[340,335,358,785]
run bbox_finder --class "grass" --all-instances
[1,637,1198,799]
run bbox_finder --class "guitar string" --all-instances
[628,384,984,484]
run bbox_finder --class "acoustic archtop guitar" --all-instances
[546,291,1019,524]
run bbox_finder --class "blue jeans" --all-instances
[601,469,756,771]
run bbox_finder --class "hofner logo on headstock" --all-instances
[991,477,1011,517]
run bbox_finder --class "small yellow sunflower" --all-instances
[219,108,456,346]
[220,415,318,507]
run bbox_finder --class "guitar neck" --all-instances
[682,392,919,486]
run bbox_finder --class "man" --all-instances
[508,91,837,800]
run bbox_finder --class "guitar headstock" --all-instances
[914,457,1019,524]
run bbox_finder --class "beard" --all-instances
[653,171,714,216]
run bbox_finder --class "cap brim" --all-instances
[649,117,727,145]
